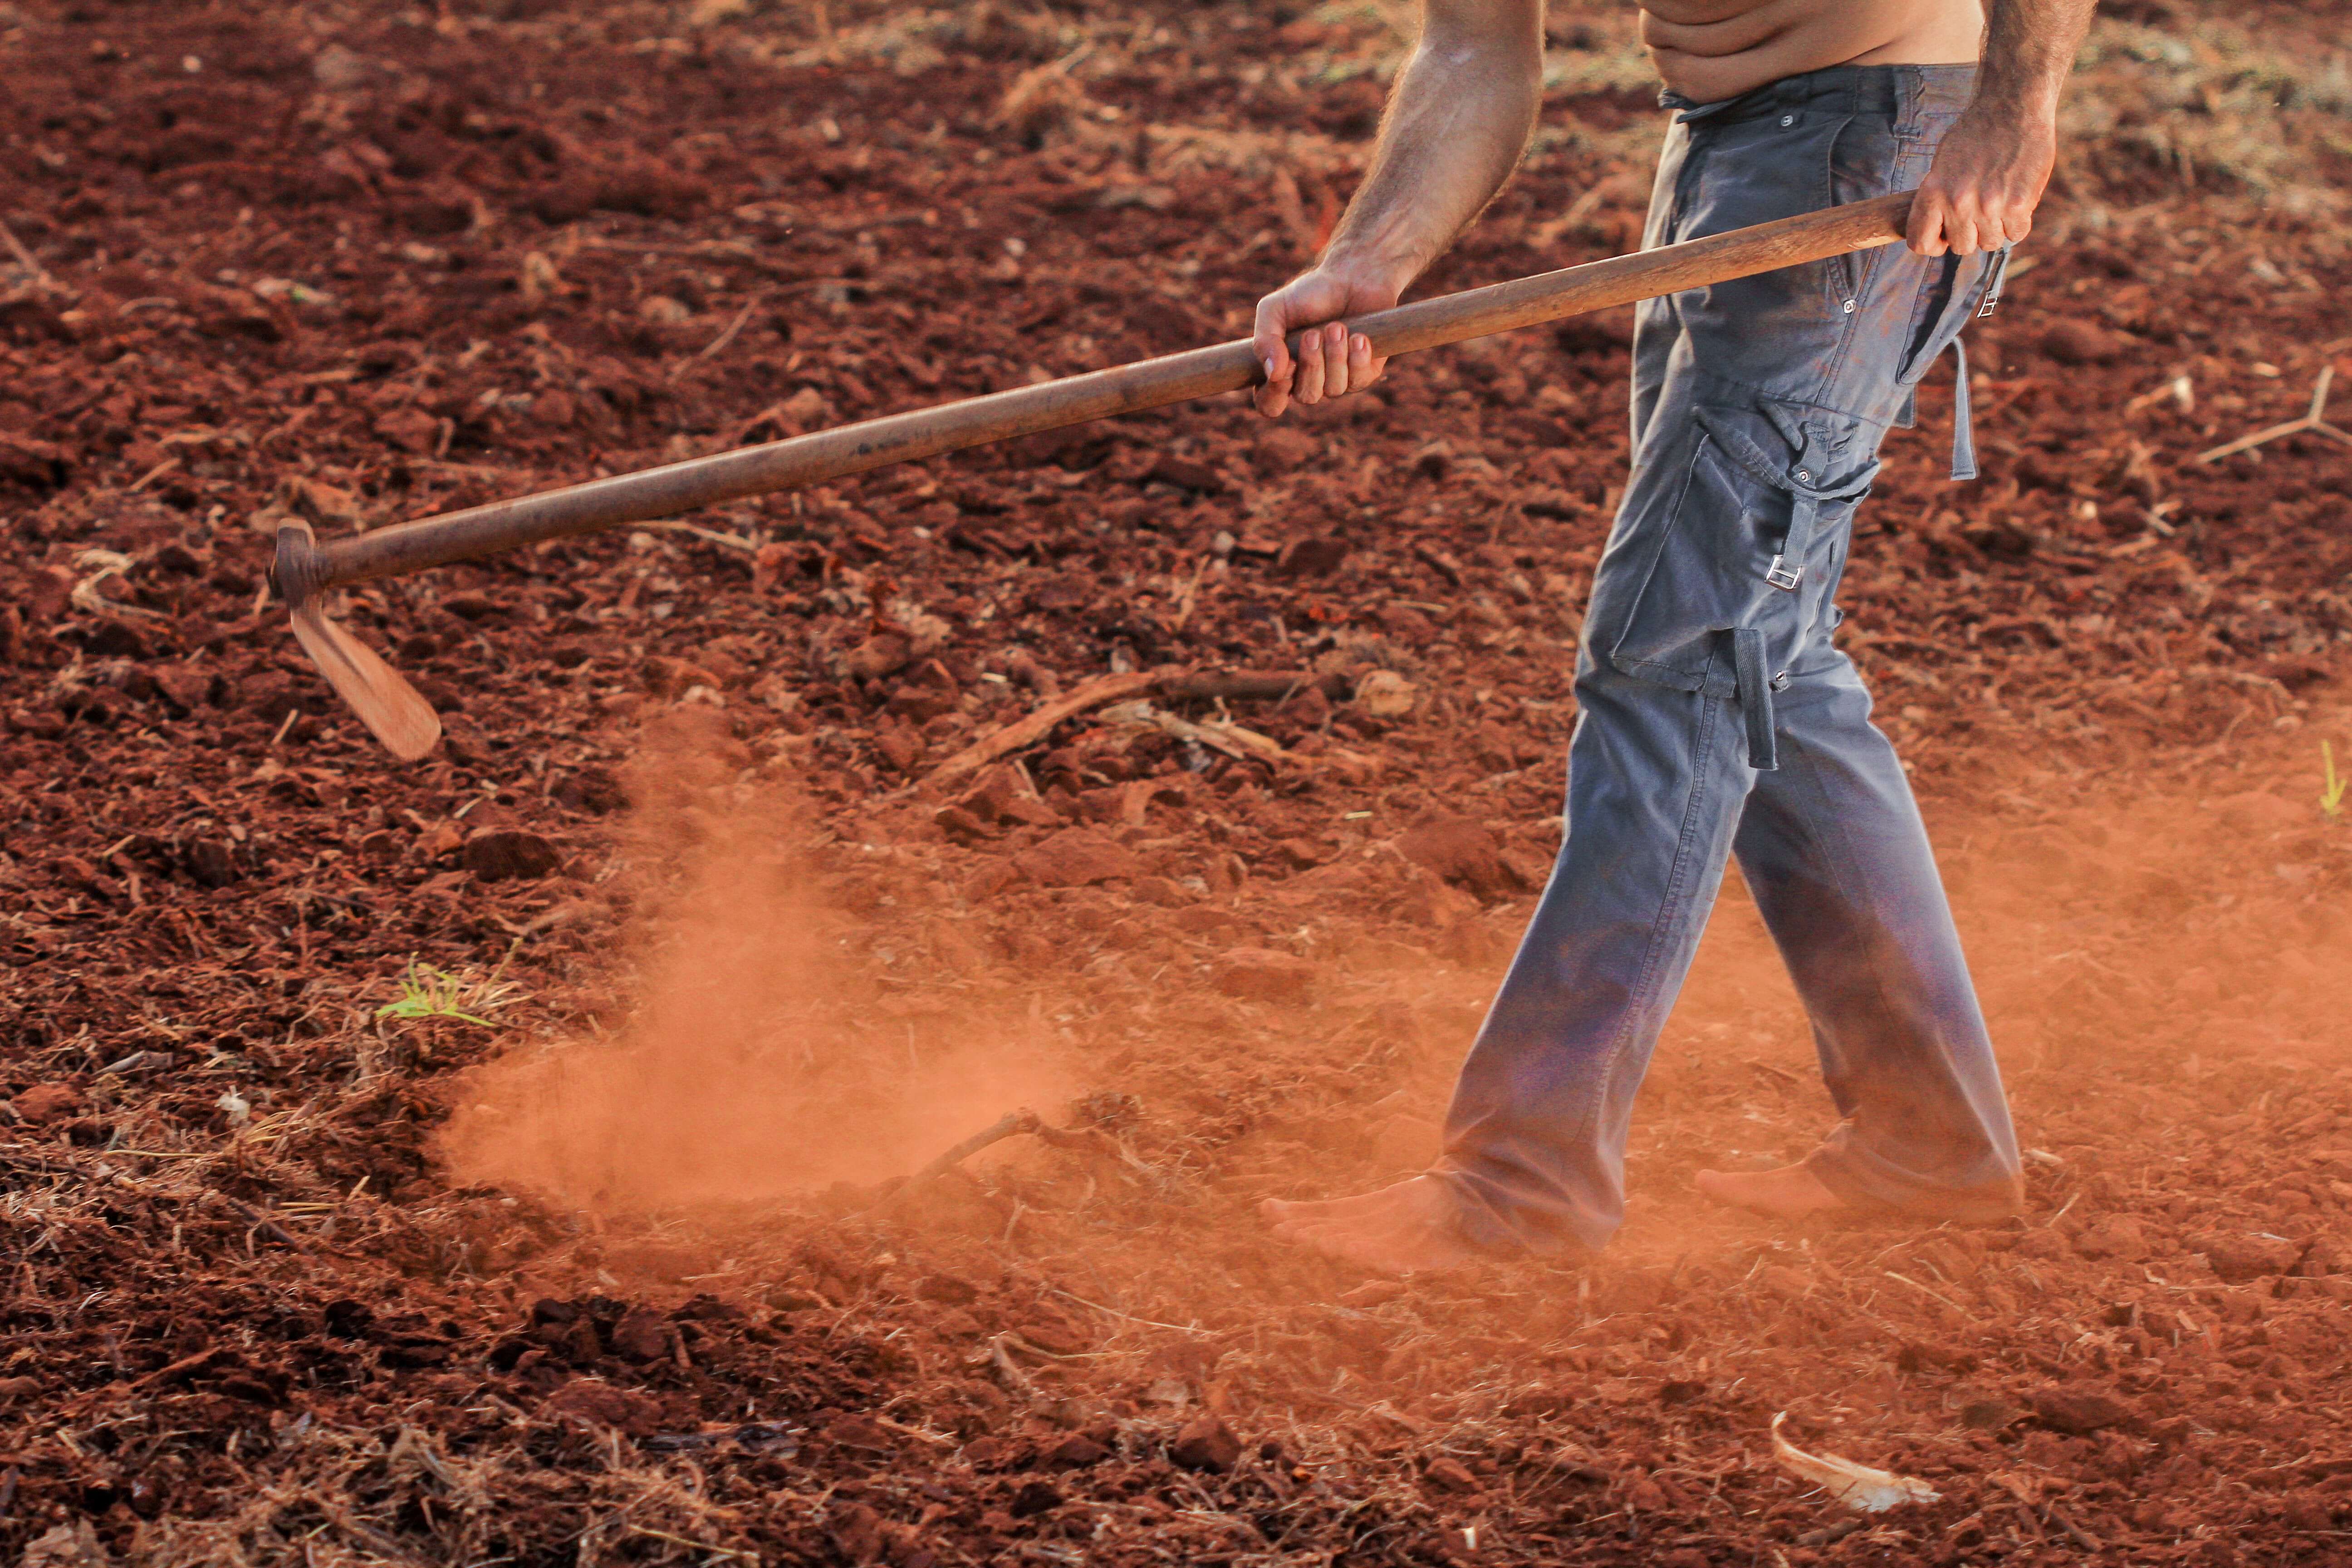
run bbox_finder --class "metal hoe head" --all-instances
[272,520,442,760]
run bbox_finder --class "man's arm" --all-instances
[1252,0,1544,417]
[1907,0,2098,256]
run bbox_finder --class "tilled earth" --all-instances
[5,1,2352,1564]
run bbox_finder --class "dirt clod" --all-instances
[1423,1455,1483,1493]
[1396,817,1513,901]
[1012,827,1147,887]
[2029,1386,2136,1435]
[8,1080,82,1125]
[542,1378,665,1436]
[1171,1414,1244,1474]
[2199,1233,2305,1284]
[1211,947,1316,1003]
[462,827,561,882]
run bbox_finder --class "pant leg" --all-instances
[1437,107,1759,1256]
[1436,64,2017,1253]
[1734,641,2023,1208]
[1442,643,1754,1253]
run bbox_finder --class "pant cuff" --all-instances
[1433,1164,1605,1258]
[1804,1143,2024,1223]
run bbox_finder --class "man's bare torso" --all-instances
[1642,0,1986,103]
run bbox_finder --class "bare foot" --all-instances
[1693,1163,1849,1220]
[1259,1175,1487,1274]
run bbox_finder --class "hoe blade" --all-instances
[288,598,442,760]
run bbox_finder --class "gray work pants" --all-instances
[1437,64,2023,1254]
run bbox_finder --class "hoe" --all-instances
[270,192,1924,759]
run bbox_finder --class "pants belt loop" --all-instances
[1947,334,1977,481]
[1732,627,1777,771]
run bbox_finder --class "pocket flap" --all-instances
[1694,401,1880,503]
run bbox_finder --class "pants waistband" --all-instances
[1661,62,1980,126]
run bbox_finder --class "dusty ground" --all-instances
[5,0,2352,1563]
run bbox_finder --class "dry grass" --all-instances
[2068,15,2352,223]
[754,0,2352,231]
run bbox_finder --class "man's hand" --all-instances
[1905,109,2056,256]
[1244,0,1544,417]
[1252,267,1398,418]
[1908,0,2095,256]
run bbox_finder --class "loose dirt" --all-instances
[5,1,2352,1565]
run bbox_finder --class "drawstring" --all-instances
[1947,335,1976,480]
[1945,243,2010,479]
[1936,244,2008,480]
[1732,627,1776,771]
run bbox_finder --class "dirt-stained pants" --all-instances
[1437,65,2024,1254]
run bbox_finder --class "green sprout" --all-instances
[375,946,520,1027]
[2325,741,2347,820]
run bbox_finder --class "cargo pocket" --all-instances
[1596,399,1879,769]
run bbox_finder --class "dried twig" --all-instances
[858,1106,1133,1223]
[1156,670,1350,704]
[648,519,759,552]
[900,1108,1044,1190]
[923,666,1352,788]
[923,671,1161,787]
[0,216,55,289]
[672,292,767,378]
[2195,365,2350,462]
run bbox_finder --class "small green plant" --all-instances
[375,946,520,1027]
[2325,740,2347,820]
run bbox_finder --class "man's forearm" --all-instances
[1319,0,1544,294]
[1969,0,2097,123]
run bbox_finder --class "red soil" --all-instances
[4,2,2352,1564]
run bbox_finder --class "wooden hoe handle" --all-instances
[311,191,1915,588]
[274,190,1915,759]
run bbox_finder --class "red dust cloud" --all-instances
[436,725,1074,1219]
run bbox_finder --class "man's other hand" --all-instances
[1906,109,2056,257]
[1252,267,1399,418]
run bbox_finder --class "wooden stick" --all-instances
[0,216,55,290]
[859,1106,1130,1222]
[1156,669,1350,704]
[924,671,1159,787]
[898,1109,1040,1190]
[2196,365,2347,462]
[307,193,1917,588]
[924,665,1351,788]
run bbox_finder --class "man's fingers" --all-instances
[1252,265,1401,413]
[1254,358,1293,417]
[1906,190,1950,257]
[1295,327,1327,405]
[1945,203,1987,256]
[1252,294,1295,419]
[1318,322,1348,400]
[1253,314,1293,387]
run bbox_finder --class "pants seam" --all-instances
[1572,687,1724,1152]
[1772,693,1948,1179]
